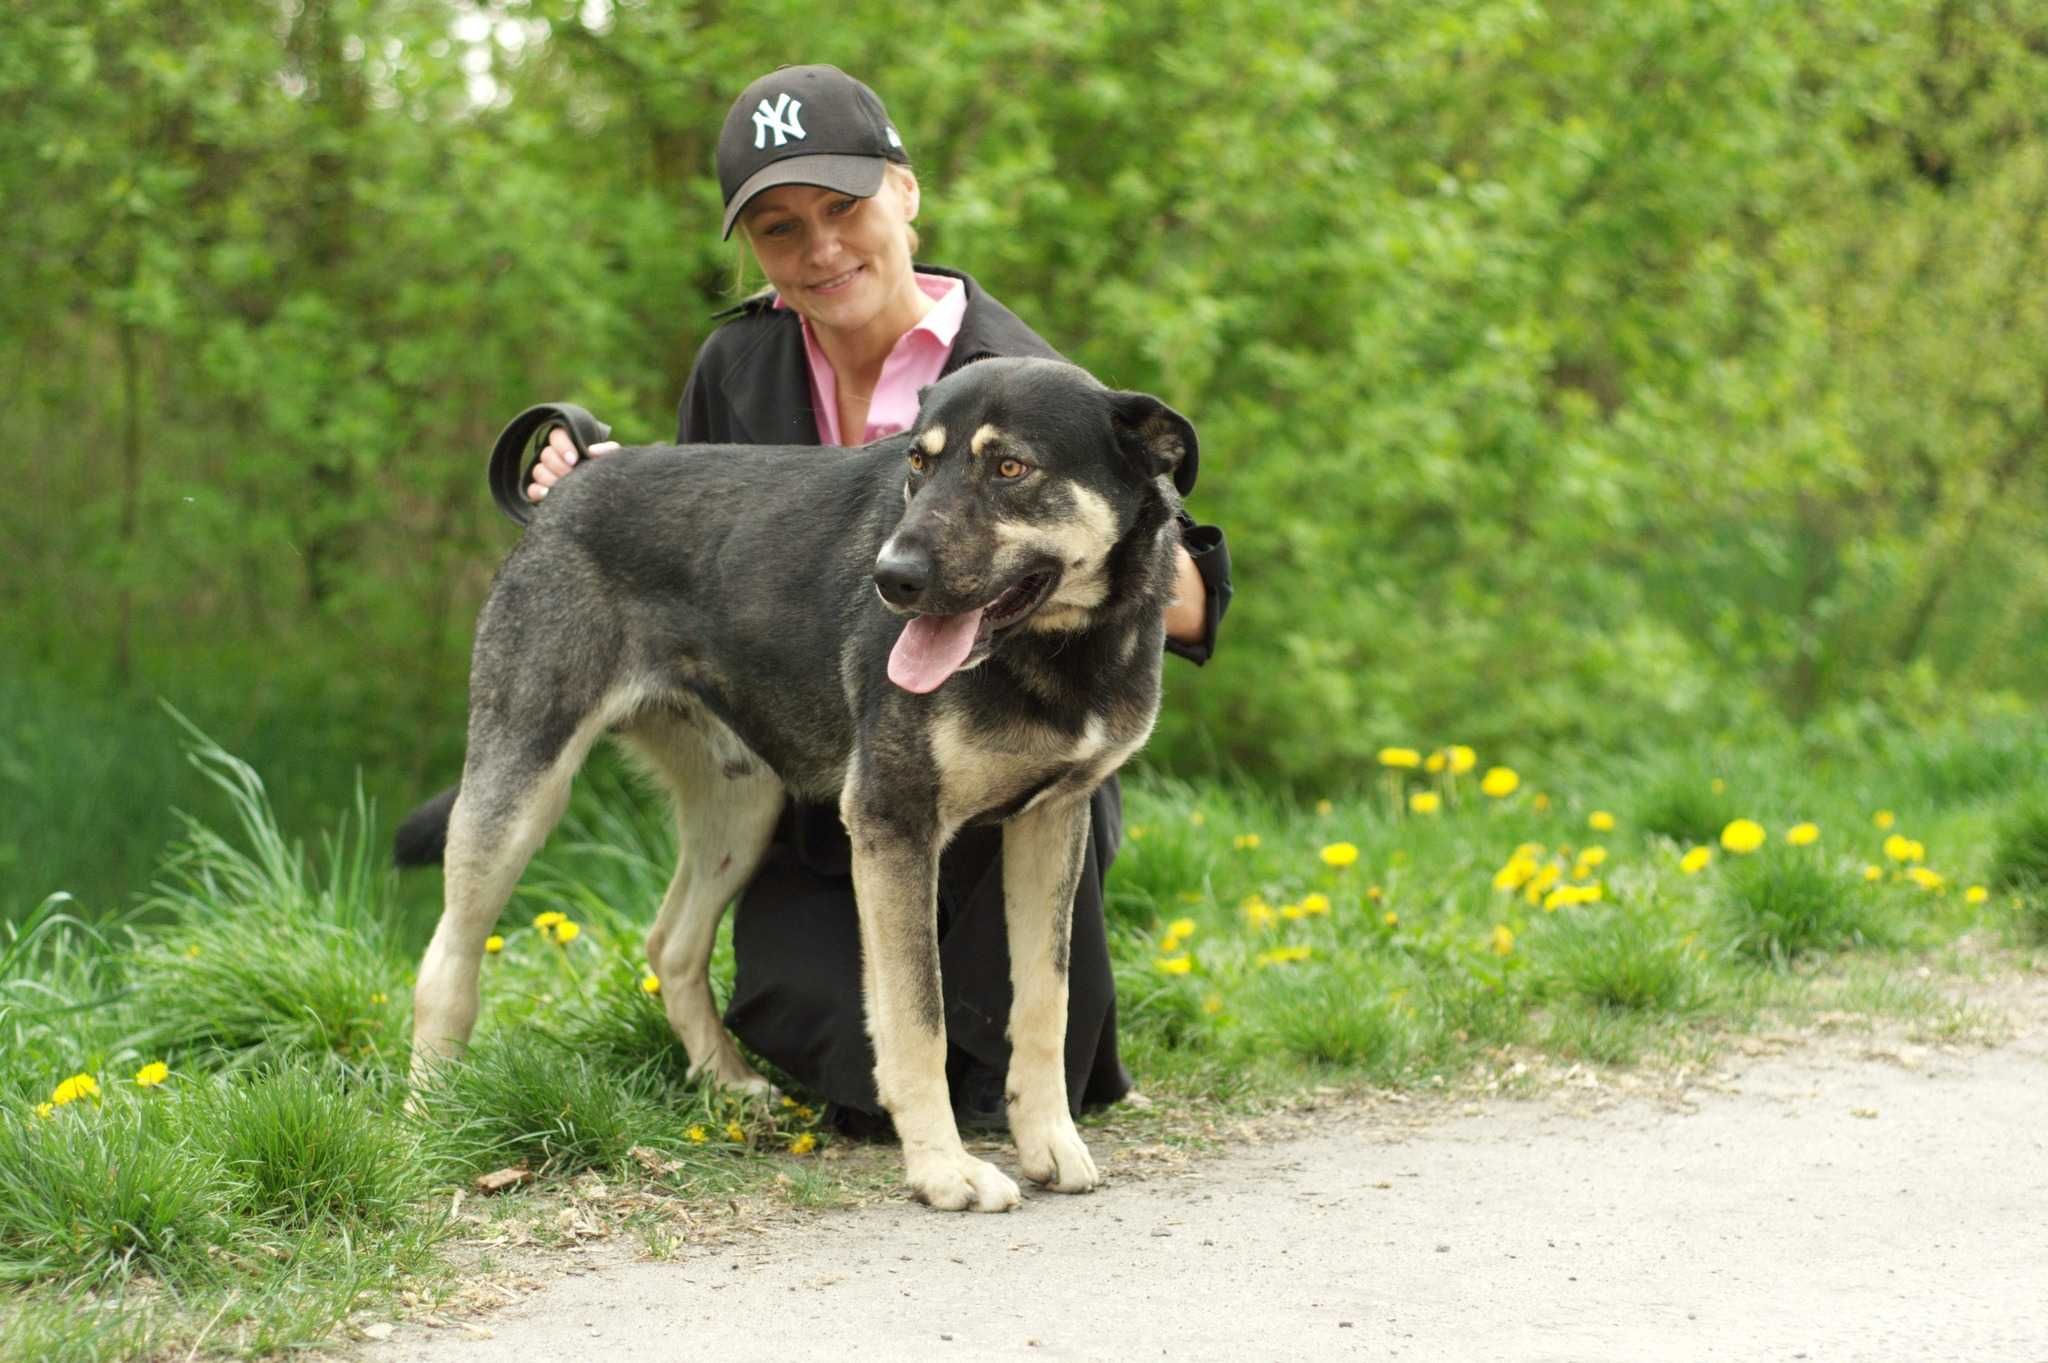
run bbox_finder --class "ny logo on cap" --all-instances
[752,92,806,149]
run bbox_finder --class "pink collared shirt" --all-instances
[775,272,966,447]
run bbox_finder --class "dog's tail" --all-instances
[393,784,459,868]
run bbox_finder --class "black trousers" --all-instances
[722,777,1132,1120]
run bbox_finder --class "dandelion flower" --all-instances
[51,1074,99,1107]
[1188,810,1207,827]
[1320,841,1360,868]
[485,935,505,954]
[184,944,201,958]
[1300,893,1331,916]
[1542,885,1576,912]
[134,1062,169,1088]
[1254,945,1312,967]
[1873,810,1896,830]
[1710,778,1726,794]
[1680,846,1712,875]
[1314,799,1334,817]
[1964,884,1988,904]
[687,1124,708,1143]
[1489,924,1515,956]
[1862,865,1882,882]
[1167,916,1197,940]
[1532,793,1551,812]
[1578,846,1608,869]
[1588,810,1616,832]
[1480,767,1519,798]
[1382,910,1399,928]
[789,1132,817,1156]
[1409,791,1441,815]
[1786,822,1820,847]
[1493,855,1536,891]
[1128,825,1148,841]
[1233,833,1261,851]
[641,974,662,995]
[550,920,582,945]
[725,1121,746,1143]
[1881,833,1921,863]
[797,1105,816,1120]
[1366,885,1384,902]
[534,911,567,931]
[1378,747,1421,769]
[1280,902,1306,920]
[1241,896,1277,929]
[1202,994,1224,1015]
[1522,864,1562,904]
[1157,955,1193,975]
[1719,819,1766,854]
[1905,866,1944,891]
[34,1102,54,1119]
[370,992,389,1005]
[1425,750,1447,773]
[1447,745,1477,775]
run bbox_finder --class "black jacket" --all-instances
[674,264,1233,665]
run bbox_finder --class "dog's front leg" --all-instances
[844,801,1021,1213]
[1002,794,1100,1193]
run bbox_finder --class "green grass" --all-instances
[0,714,2038,1356]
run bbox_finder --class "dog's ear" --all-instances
[1109,391,1200,495]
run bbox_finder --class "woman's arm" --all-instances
[1163,515,1232,665]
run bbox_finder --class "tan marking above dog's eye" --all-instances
[920,426,946,456]
[997,457,1029,480]
[970,424,1004,457]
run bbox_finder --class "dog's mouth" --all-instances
[886,572,1057,694]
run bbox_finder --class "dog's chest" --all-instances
[930,707,1149,827]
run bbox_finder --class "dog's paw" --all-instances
[907,1151,1021,1213]
[1014,1115,1099,1194]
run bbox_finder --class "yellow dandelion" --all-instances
[687,1124,708,1143]
[789,1132,817,1156]
[1300,893,1331,916]
[1965,885,1988,905]
[1254,945,1312,967]
[798,1105,816,1121]
[1367,885,1384,902]
[1872,810,1896,830]
[1157,955,1193,975]
[1167,916,1197,940]
[641,974,662,995]
[1480,767,1519,798]
[370,992,389,1005]
[1425,750,1447,773]
[34,1102,55,1119]
[534,911,567,931]
[1542,885,1576,912]
[184,944,201,958]
[1532,793,1551,812]
[1522,863,1562,905]
[1905,839,1926,863]
[1233,833,1261,851]
[781,1095,798,1108]
[1905,866,1944,891]
[1314,798,1334,816]
[1382,910,1399,928]
[1786,822,1820,847]
[1489,924,1515,956]
[1409,791,1442,815]
[134,1062,169,1088]
[1582,883,1604,902]
[485,934,505,954]
[1862,865,1882,882]
[1188,810,1207,827]
[1447,745,1477,775]
[1719,819,1766,854]
[550,920,582,945]
[725,1121,746,1143]
[1241,895,1277,929]
[1588,810,1616,832]
[51,1074,99,1107]
[1280,902,1307,920]
[1320,841,1360,868]
[1378,747,1422,769]
[1680,846,1712,875]
[1513,841,1546,859]
[1493,855,1537,891]
[1578,846,1608,869]
[1710,777,1726,794]
[1202,993,1224,1015]
[1128,824,1148,841]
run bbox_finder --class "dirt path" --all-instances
[360,981,2048,1363]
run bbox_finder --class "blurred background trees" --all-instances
[4,0,2044,909]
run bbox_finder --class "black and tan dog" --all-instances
[407,357,1193,1212]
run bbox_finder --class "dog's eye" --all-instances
[908,452,926,474]
[996,458,1029,480]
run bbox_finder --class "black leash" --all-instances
[487,402,613,527]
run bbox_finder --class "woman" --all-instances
[526,64,1232,1137]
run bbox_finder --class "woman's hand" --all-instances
[527,425,622,502]
[1164,544,1207,645]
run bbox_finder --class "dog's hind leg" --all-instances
[623,710,784,1099]
[409,700,619,1087]
[844,785,1021,1213]
[1001,795,1100,1193]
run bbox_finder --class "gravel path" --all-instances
[361,982,2048,1363]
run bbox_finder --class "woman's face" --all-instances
[741,170,920,336]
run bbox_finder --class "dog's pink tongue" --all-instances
[888,609,984,693]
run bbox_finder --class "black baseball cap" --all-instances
[717,65,911,240]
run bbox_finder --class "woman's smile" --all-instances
[808,264,865,295]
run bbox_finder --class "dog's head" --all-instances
[874,357,1196,694]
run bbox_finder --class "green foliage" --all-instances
[1721,848,1884,965]
[1539,903,1709,1013]
[1987,797,2048,893]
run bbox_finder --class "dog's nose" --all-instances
[874,540,932,608]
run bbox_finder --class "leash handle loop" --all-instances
[487,402,613,527]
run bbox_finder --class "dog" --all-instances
[406,356,1194,1212]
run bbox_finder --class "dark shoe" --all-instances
[824,1102,897,1143]
[951,1059,1008,1134]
